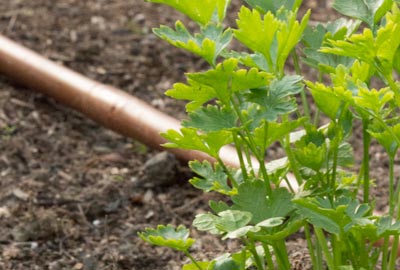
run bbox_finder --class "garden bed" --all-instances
[0,1,395,269]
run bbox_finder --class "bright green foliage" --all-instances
[165,80,216,112]
[369,123,400,156]
[183,261,215,270]
[306,81,352,119]
[294,142,326,172]
[234,7,309,73]
[302,19,359,73]
[333,0,393,27]
[253,118,305,149]
[187,58,273,105]
[161,127,233,158]
[153,22,232,66]
[138,225,195,251]
[232,181,294,223]
[322,4,400,78]
[183,106,238,132]
[246,75,304,121]
[243,0,297,13]
[353,87,393,115]
[147,0,231,25]
[142,1,400,269]
[189,160,234,195]
[294,196,371,234]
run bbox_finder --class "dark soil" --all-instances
[0,1,396,269]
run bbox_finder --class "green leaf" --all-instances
[232,181,294,223]
[224,225,260,239]
[161,128,233,158]
[183,105,238,132]
[294,197,372,235]
[377,216,400,237]
[353,87,393,115]
[246,75,303,121]
[147,0,231,25]
[209,200,230,214]
[222,51,270,71]
[188,58,273,105]
[294,142,326,171]
[162,128,209,152]
[307,81,353,120]
[253,118,305,149]
[183,261,215,270]
[369,123,400,156]
[256,217,285,228]
[276,10,310,72]
[193,213,221,234]
[165,80,217,112]
[234,7,281,70]
[213,254,241,270]
[302,20,358,72]
[138,224,195,251]
[193,210,254,238]
[216,210,253,232]
[322,6,400,77]
[189,160,234,195]
[235,7,309,72]
[332,0,393,27]
[153,22,232,65]
[293,198,344,234]
[243,0,296,13]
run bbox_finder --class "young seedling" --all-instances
[140,0,400,269]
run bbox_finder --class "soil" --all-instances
[0,1,396,269]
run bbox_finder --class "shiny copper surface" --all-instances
[0,35,241,167]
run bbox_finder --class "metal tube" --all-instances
[0,34,241,167]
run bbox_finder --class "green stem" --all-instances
[246,239,265,270]
[332,234,342,267]
[292,50,310,119]
[233,132,249,181]
[389,155,395,216]
[262,243,275,270]
[329,131,339,197]
[381,236,390,270]
[304,224,319,270]
[361,118,371,204]
[388,236,399,270]
[231,96,273,194]
[388,190,400,269]
[217,156,238,188]
[184,251,203,270]
[315,233,324,270]
[282,116,303,186]
[315,227,335,270]
[272,240,290,269]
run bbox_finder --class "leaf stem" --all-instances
[233,132,249,181]
[184,250,203,270]
[272,240,290,269]
[261,243,275,270]
[292,50,310,119]
[246,239,265,270]
[304,224,319,270]
[361,118,371,204]
[282,115,303,186]
[315,227,335,270]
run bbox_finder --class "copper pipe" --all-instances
[0,34,398,256]
[0,34,241,167]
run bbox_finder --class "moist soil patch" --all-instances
[0,1,396,269]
